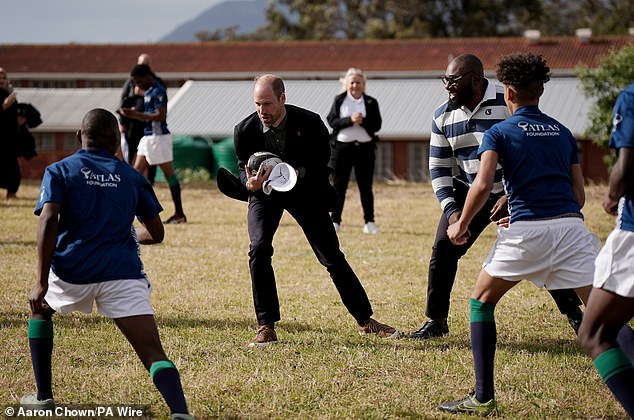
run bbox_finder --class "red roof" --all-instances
[1,37,631,74]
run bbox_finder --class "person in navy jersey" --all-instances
[578,83,634,418]
[411,53,582,340]
[439,52,598,415]
[21,109,194,420]
[120,64,186,224]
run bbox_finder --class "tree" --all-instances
[256,0,535,39]
[246,0,632,41]
[577,43,634,162]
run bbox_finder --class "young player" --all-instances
[578,83,634,418]
[412,53,583,340]
[21,109,194,420]
[439,53,598,415]
[120,64,186,224]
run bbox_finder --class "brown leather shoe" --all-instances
[358,318,398,338]
[249,324,278,347]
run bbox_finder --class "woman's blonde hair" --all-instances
[339,67,367,93]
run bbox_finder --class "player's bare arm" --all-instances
[570,164,586,209]
[448,150,498,245]
[31,202,60,314]
[136,215,164,245]
[490,195,508,222]
[604,147,634,215]
[120,106,165,122]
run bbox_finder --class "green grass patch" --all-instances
[0,180,628,418]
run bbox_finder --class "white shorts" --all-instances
[45,270,154,319]
[482,217,599,290]
[137,133,173,165]
[120,133,130,163]
[593,228,634,298]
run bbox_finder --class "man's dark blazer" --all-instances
[233,104,337,207]
[326,92,382,146]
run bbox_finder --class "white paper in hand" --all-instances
[262,162,297,195]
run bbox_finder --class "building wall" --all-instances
[372,138,608,184]
[18,134,608,185]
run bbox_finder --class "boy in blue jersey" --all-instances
[578,83,634,418]
[439,53,598,415]
[21,109,194,420]
[120,64,187,224]
[412,53,582,340]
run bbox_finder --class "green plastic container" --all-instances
[211,136,239,176]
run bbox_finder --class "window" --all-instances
[63,133,80,151]
[35,133,55,151]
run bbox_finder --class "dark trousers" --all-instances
[247,192,373,326]
[329,141,376,224]
[425,181,582,320]
[0,155,21,194]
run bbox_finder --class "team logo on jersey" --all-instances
[517,121,561,137]
[612,113,622,132]
[81,167,121,187]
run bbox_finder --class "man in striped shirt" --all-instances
[410,54,583,340]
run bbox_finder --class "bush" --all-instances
[577,43,634,166]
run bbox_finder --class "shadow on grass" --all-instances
[0,311,29,328]
[1,310,586,355]
[398,332,584,355]
[1,310,329,335]
[0,198,37,208]
[498,336,584,355]
[155,315,343,336]
[0,239,36,246]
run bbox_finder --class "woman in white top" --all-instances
[327,68,382,234]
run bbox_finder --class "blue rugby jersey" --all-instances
[143,80,170,136]
[610,83,634,232]
[34,149,163,284]
[429,80,509,218]
[479,105,581,223]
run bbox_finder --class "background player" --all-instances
[120,64,186,224]
[21,109,194,420]
[578,83,634,418]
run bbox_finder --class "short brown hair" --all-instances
[255,74,285,98]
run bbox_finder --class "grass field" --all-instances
[0,180,629,419]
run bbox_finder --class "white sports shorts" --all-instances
[45,270,154,319]
[137,133,173,165]
[482,217,599,290]
[593,228,634,298]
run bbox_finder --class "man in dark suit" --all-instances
[234,74,397,347]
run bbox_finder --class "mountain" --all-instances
[160,0,268,42]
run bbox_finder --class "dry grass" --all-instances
[0,180,628,419]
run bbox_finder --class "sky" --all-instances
[0,0,228,44]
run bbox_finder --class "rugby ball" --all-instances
[247,152,282,176]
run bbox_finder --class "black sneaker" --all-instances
[567,307,583,335]
[409,319,449,340]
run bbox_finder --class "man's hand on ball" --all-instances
[245,164,272,191]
